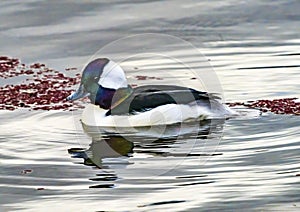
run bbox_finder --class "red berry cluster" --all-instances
[0,56,24,78]
[227,98,300,115]
[0,56,84,111]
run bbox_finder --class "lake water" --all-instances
[1,1,300,211]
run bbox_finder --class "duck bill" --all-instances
[67,84,90,101]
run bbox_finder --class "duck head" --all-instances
[67,58,132,109]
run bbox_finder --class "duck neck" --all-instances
[110,86,133,109]
[94,85,133,110]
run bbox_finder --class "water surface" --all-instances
[1,1,300,211]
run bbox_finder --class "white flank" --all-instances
[81,102,236,128]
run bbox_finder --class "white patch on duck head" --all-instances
[98,60,128,89]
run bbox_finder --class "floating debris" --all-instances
[65,67,77,71]
[0,55,82,111]
[130,84,138,88]
[20,169,33,175]
[227,98,300,115]
[135,75,163,80]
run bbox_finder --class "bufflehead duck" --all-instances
[67,58,235,127]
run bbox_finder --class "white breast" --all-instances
[98,60,128,89]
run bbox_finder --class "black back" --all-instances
[106,85,217,116]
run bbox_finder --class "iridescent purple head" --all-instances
[67,58,131,109]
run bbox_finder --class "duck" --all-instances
[67,58,236,127]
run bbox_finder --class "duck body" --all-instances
[67,58,236,128]
[107,84,214,116]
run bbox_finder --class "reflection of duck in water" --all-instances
[68,119,225,188]
[69,136,134,168]
[69,118,224,167]
[67,58,236,127]
[68,136,134,188]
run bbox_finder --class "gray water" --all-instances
[1,1,300,211]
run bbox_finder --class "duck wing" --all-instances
[107,85,220,116]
